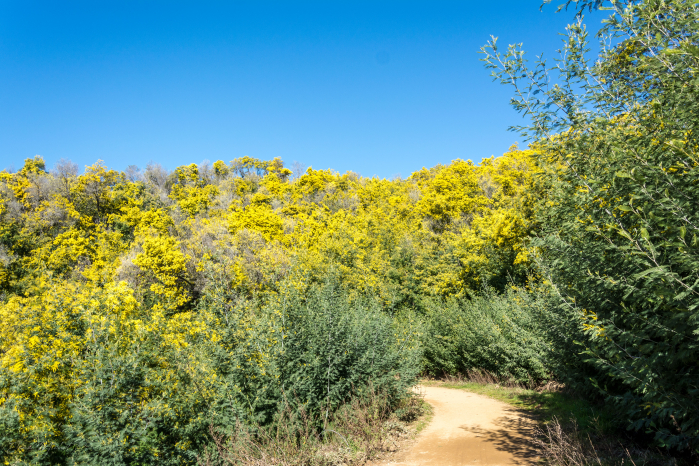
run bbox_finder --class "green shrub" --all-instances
[0,273,420,465]
[483,0,699,449]
[273,282,420,417]
[200,275,422,431]
[421,286,555,385]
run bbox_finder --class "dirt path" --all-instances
[380,386,538,466]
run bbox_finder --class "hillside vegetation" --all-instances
[2,0,699,464]
[0,149,542,464]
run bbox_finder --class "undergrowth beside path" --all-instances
[199,390,431,466]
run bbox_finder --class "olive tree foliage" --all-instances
[482,0,699,449]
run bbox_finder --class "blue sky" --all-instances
[0,1,598,178]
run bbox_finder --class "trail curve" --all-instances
[380,386,538,466]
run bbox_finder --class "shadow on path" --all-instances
[458,408,539,463]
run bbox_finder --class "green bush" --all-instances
[273,283,420,417]
[200,275,422,430]
[0,273,420,465]
[483,0,699,450]
[421,286,555,385]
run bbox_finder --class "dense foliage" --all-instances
[0,149,538,464]
[3,0,699,462]
[484,0,699,451]
[421,285,557,383]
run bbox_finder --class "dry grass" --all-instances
[437,369,562,391]
[441,369,524,387]
[535,417,598,466]
[198,390,427,466]
[426,371,690,466]
[534,417,683,466]
[423,370,548,409]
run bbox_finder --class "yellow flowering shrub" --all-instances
[133,234,190,305]
[228,203,286,243]
[0,149,539,463]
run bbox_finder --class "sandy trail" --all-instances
[380,386,538,466]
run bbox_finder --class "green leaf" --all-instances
[684,44,699,58]
[632,266,665,280]
[617,229,633,241]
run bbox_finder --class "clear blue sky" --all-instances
[0,1,598,178]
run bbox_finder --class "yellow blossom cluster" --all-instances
[0,150,537,461]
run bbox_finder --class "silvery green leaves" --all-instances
[484,0,699,450]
